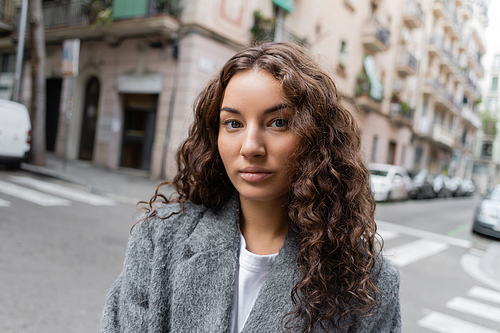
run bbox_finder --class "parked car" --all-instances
[473,184,500,239]
[408,169,435,199]
[368,163,413,202]
[0,99,31,169]
[433,174,453,198]
[450,176,463,197]
[461,178,476,196]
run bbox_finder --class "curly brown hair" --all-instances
[140,42,381,332]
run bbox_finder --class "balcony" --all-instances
[389,102,413,128]
[362,19,390,53]
[13,0,181,43]
[444,18,459,40]
[397,49,417,76]
[428,34,444,58]
[417,116,434,138]
[461,4,472,20]
[424,78,460,114]
[433,0,447,19]
[461,105,481,128]
[254,18,308,45]
[403,0,423,29]
[0,0,15,32]
[468,53,485,78]
[355,95,383,114]
[433,124,455,149]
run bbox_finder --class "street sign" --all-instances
[62,39,80,77]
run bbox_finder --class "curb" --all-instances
[482,242,500,283]
[20,162,82,186]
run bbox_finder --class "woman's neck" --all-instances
[238,195,290,255]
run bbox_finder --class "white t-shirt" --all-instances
[230,233,278,333]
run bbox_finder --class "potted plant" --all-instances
[250,10,275,42]
[355,71,370,97]
[81,0,112,25]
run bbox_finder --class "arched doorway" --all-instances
[78,77,100,160]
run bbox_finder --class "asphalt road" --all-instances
[376,196,500,333]
[1,170,499,332]
[0,171,134,333]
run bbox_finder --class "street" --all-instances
[376,197,500,332]
[0,169,499,332]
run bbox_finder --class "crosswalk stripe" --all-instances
[418,311,500,333]
[376,220,472,248]
[468,286,500,305]
[446,297,500,323]
[384,238,448,267]
[0,198,11,207]
[10,176,116,206]
[0,180,70,206]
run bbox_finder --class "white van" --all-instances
[0,99,31,168]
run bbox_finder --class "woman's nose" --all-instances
[240,125,266,158]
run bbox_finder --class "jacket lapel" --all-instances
[169,196,241,333]
[241,233,301,332]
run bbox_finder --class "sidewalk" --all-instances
[21,153,168,204]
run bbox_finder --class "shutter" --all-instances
[113,0,148,19]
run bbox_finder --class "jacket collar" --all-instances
[171,194,301,332]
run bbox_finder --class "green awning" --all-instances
[273,0,294,13]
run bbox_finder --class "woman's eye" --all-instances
[223,120,242,129]
[270,118,289,128]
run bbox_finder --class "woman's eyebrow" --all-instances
[220,104,288,114]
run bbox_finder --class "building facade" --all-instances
[0,0,489,180]
[410,0,487,180]
[474,46,500,192]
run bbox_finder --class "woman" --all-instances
[101,42,400,333]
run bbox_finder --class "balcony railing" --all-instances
[433,0,447,18]
[389,102,413,127]
[397,49,418,76]
[424,77,461,113]
[14,0,180,30]
[428,34,444,57]
[433,124,455,148]
[461,105,481,128]
[403,0,423,29]
[0,0,15,27]
[362,19,390,52]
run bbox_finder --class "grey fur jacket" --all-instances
[101,195,401,333]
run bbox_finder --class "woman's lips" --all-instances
[239,171,272,182]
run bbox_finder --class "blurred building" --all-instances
[0,0,490,180]
[411,0,488,180]
[474,45,500,192]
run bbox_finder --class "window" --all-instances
[414,146,423,164]
[491,76,498,91]
[422,101,427,116]
[493,54,500,70]
[0,53,14,73]
[372,135,378,162]
[487,97,498,111]
[481,142,493,158]
[338,40,347,68]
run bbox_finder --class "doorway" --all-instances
[388,141,396,165]
[79,77,100,160]
[46,78,62,151]
[120,94,157,171]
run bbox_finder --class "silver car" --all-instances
[473,185,500,239]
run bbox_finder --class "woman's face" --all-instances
[218,69,298,205]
